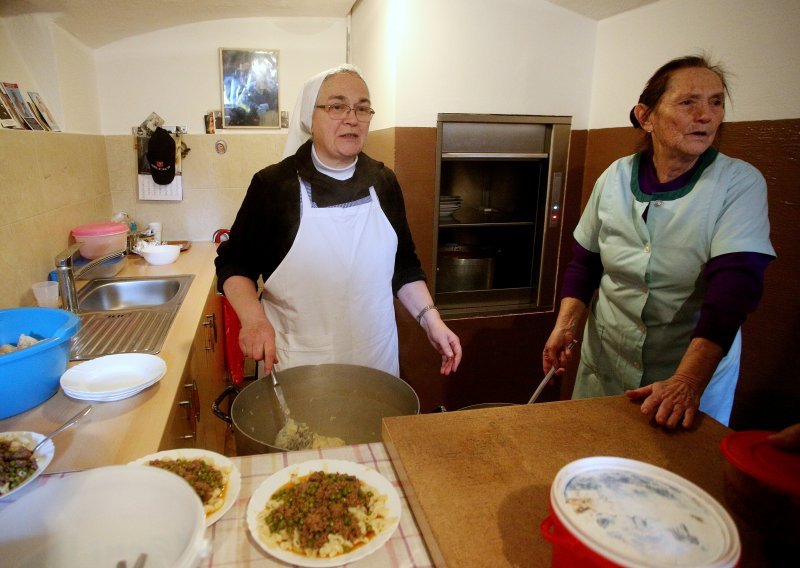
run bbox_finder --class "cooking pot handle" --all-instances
[212,385,239,424]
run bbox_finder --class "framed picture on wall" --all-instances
[219,48,280,128]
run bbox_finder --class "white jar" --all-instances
[148,222,162,243]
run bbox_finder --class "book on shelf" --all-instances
[0,83,25,129]
[28,91,61,132]
[1,81,44,130]
[0,95,19,128]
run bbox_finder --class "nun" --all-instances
[216,64,462,377]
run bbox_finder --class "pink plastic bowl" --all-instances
[71,222,128,260]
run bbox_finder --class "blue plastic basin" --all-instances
[0,308,80,419]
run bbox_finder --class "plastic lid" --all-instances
[71,222,128,237]
[720,430,800,496]
[550,456,740,568]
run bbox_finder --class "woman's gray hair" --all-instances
[630,54,729,152]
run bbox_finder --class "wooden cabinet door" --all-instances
[192,284,231,454]
[158,376,198,450]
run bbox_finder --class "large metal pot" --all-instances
[213,363,419,455]
[436,244,495,293]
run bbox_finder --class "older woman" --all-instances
[216,64,461,377]
[543,55,775,428]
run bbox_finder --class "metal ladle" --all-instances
[269,367,313,450]
[32,405,92,454]
[269,367,291,421]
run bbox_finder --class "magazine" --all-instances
[1,82,44,130]
[28,91,61,132]
[0,84,24,129]
[0,95,18,128]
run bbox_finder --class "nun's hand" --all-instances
[421,317,462,376]
[238,317,277,369]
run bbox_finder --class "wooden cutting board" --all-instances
[382,396,764,567]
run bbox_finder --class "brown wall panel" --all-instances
[717,120,800,429]
[393,127,438,277]
[363,127,396,169]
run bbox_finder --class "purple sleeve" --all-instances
[560,240,603,305]
[692,252,773,352]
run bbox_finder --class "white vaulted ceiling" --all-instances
[0,0,661,49]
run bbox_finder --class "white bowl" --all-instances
[0,465,208,568]
[141,244,181,266]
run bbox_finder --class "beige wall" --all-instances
[106,133,286,243]
[0,130,110,308]
[0,130,287,309]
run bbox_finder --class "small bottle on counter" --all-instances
[148,222,162,243]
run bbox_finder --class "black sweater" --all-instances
[215,140,426,295]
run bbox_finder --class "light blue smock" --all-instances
[572,149,775,425]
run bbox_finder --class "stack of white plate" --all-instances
[60,353,167,402]
[439,195,463,218]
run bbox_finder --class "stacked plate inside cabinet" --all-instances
[60,354,167,401]
[439,195,463,218]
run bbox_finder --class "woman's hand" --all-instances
[420,316,462,375]
[542,297,586,377]
[542,332,579,377]
[222,275,279,371]
[768,423,800,450]
[626,338,722,429]
[397,281,462,375]
[626,372,704,429]
[237,316,278,370]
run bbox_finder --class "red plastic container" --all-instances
[541,503,618,567]
[542,457,740,568]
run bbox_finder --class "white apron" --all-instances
[261,182,399,375]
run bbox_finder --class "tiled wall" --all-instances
[106,133,287,243]
[0,129,287,309]
[0,130,111,309]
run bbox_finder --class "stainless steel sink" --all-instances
[77,276,188,312]
[70,275,194,361]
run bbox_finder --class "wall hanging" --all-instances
[133,112,187,201]
[219,48,280,129]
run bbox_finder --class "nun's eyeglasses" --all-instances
[315,103,375,122]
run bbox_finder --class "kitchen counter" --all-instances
[0,242,219,472]
[382,396,769,567]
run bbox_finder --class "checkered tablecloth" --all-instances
[203,442,433,567]
[0,443,433,567]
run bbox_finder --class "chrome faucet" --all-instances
[55,234,133,313]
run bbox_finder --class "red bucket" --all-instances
[541,501,617,567]
[542,457,740,568]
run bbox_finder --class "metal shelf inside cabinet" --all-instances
[441,152,549,160]
[439,207,535,227]
[438,220,534,228]
[435,287,551,317]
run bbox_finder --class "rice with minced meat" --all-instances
[147,457,230,516]
[258,470,393,558]
[0,433,38,495]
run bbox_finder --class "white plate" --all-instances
[62,373,161,401]
[0,431,55,500]
[60,354,166,397]
[129,448,241,527]
[0,465,207,567]
[247,459,401,567]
